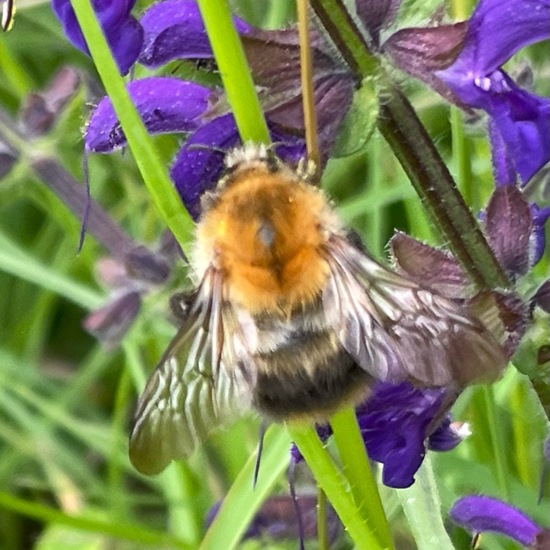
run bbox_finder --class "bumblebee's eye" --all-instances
[257,221,276,249]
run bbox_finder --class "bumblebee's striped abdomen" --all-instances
[251,329,372,421]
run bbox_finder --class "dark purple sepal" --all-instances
[533,280,550,314]
[124,245,171,284]
[356,0,402,46]
[51,0,143,75]
[450,495,544,546]
[383,23,469,108]
[241,27,354,160]
[20,67,82,137]
[85,78,212,153]
[83,290,141,349]
[266,75,354,161]
[390,231,470,299]
[0,142,18,179]
[529,204,550,267]
[243,28,341,91]
[484,185,532,278]
[138,0,251,68]
[535,530,550,550]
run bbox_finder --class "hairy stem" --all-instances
[310,0,510,290]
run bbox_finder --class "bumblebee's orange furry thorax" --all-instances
[195,167,332,313]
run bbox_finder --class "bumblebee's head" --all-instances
[193,145,343,313]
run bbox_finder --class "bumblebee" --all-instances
[129,144,506,475]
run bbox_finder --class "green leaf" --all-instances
[36,524,104,550]
[332,80,379,157]
[199,425,291,550]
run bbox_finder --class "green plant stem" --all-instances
[288,424,387,550]
[69,0,194,255]
[197,0,270,144]
[396,456,455,550]
[310,0,510,291]
[317,487,329,550]
[330,407,393,549]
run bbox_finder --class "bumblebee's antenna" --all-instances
[297,0,320,178]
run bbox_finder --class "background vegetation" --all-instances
[0,1,548,549]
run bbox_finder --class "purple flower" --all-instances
[381,0,550,185]
[51,0,143,75]
[291,382,464,489]
[355,382,461,488]
[434,0,550,184]
[138,0,251,67]
[84,0,353,218]
[450,495,549,548]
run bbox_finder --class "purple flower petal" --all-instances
[171,114,306,219]
[139,0,251,67]
[450,495,543,546]
[434,0,550,183]
[85,78,212,153]
[356,382,454,488]
[171,113,240,219]
[489,119,518,186]
[290,382,459,488]
[445,0,550,78]
[489,79,550,184]
[52,0,143,75]
[438,68,550,184]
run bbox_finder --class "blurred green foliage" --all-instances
[0,1,548,549]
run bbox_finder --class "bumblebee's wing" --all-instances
[324,236,506,387]
[129,269,252,475]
